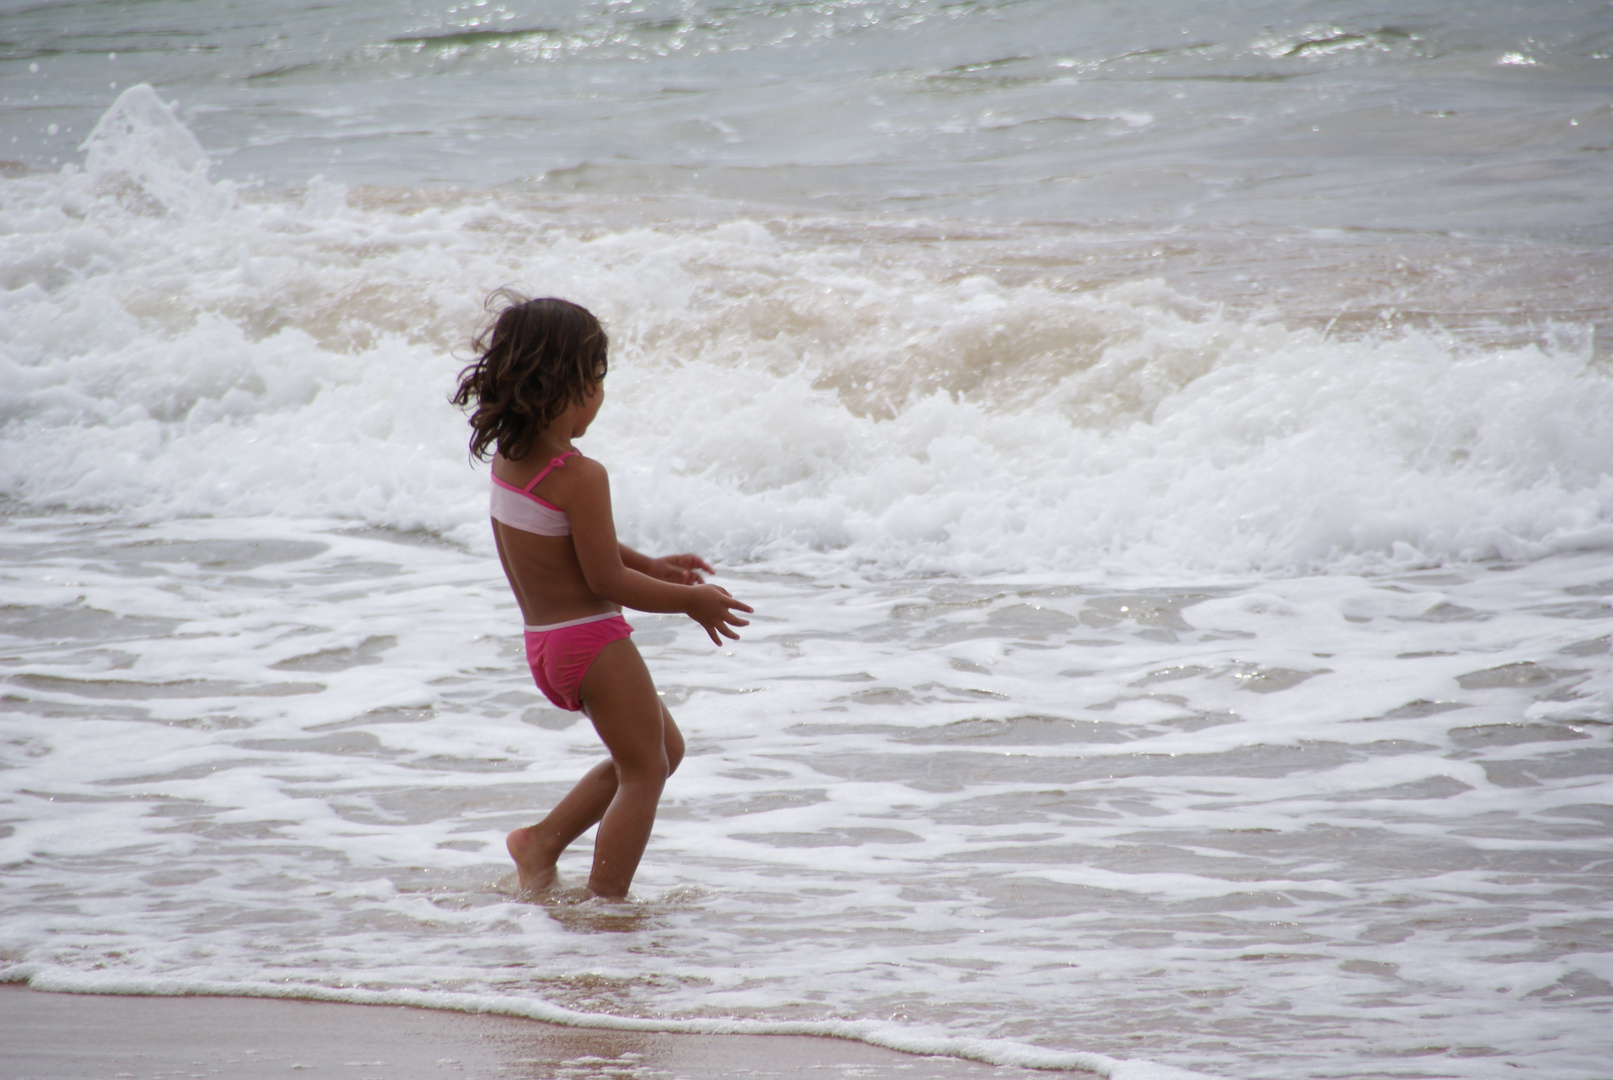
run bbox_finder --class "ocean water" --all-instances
[3,2,1612,1078]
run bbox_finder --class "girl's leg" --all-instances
[506,759,614,894]
[506,644,682,896]
[574,638,676,897]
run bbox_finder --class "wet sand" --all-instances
[0,985,1044,1080]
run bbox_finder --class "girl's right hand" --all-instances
[688,584,753,645]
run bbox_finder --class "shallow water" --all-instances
[3,1,1613,1077]
[3,512,1611,1078]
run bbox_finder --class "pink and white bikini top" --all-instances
[489,450,578,536]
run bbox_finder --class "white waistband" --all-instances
[523,611,624,634]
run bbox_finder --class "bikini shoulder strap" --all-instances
[522,449,580,493]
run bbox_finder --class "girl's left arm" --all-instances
[620,544,714,585]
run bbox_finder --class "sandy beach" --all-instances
[1,985,1042,1080]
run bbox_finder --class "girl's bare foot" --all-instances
[506,825,560,895]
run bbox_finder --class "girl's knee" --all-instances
[615,743,671,785]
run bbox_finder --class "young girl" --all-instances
[453,294,752,899]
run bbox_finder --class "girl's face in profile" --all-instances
[571,378,605,437]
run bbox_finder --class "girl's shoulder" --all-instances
[553,451,607,489]
[536,449,608,498]
[538,452,610,518]
[492,447,603,488]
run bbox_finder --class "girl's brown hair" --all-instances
[452,292,609,462]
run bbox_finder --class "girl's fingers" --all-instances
[691,585,750,645]
[698,617,743,643]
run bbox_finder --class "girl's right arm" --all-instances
[562,457,752,644]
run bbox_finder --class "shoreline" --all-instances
[0,983,1088,1080]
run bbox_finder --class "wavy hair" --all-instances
[452,292,609,462]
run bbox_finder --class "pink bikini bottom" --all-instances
[523,612,634,712]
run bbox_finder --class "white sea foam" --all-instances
[4,87,1611,578]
